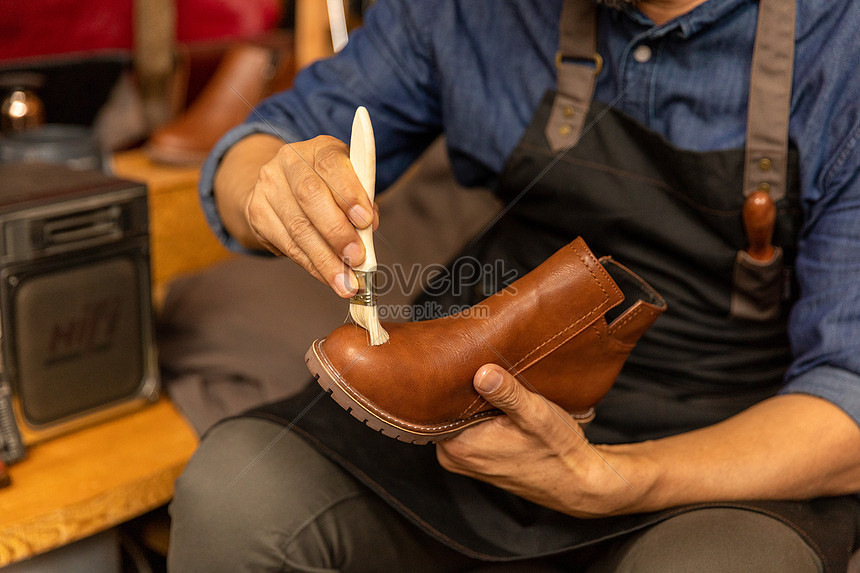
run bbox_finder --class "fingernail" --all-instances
[342,242,363,266]
[372,210,380,230]
[476,368,503,394]
[334,271,358,297]
[349,205,373,228]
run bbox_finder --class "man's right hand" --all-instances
[213,133,378,298]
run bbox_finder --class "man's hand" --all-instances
[214,134,379,298]
[436,364,654,518]
[438,366,860,518]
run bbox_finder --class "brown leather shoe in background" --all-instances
[146,36,294,165]
[305,237,666,444]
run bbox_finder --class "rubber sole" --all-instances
[304,339,497,445]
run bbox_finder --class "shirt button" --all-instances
[633,45,652,63]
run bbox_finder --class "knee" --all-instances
[167,418,278,572]
[604,508,823,573]
[168,444,239,550]
[167,417,366,572]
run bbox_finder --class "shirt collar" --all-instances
[612,0,752,39]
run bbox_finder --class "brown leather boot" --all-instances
[146,36,295,165]
[305,237,666,444]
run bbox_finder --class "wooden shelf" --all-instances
[0,399,197,566]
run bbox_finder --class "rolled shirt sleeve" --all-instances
[781,122,860,429]
[781,366,860,426]
[198,120,302,255]
[197,0,445,253]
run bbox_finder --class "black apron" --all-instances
[248,0,860,569]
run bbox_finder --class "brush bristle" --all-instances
[350,303,390,345]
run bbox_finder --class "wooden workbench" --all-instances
[0,399,197,566]
[0,151,229,566]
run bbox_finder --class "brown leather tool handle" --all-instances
[743,190,777,261]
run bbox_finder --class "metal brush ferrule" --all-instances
[350,270,377,306]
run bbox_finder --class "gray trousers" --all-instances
[167,417,824,573]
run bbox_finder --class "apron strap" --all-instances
[544,0,600,153]
[547,0,796,205]
[744,0,796,202]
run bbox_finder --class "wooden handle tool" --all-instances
[743,190,777,261]
[348,107,389,345]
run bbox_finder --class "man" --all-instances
[168,0,860,571]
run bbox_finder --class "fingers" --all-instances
[278,137,370,269]
[473,364,548,431]
[290,137,375,230]
[246,136,378,297]
[246,188,352,291]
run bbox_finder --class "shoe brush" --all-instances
[348,106,389,345]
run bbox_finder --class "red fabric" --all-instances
[0,0,135,60]
[0,0,282,61]
[176,0,283,43]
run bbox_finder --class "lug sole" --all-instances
[305,339,497,444]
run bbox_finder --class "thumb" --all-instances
[474,364,539,425]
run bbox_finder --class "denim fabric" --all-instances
[198,0,860,427]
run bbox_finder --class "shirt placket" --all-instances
[618,27,673,129]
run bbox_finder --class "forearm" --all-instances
[439,366,860,519]
[213,133,285,251]
[610,393,860,513]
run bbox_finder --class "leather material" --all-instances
[307,237,665,442]
[146,36,295,165]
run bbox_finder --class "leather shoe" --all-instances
[305,237,666,444]
[146,35,295,165]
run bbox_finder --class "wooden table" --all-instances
[0,399,197,566]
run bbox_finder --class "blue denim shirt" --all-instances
[199,0,860,428]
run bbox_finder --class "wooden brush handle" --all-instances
[743,190,776,261]
[349,107,377,273]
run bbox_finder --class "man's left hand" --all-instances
[436,364,651,518]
